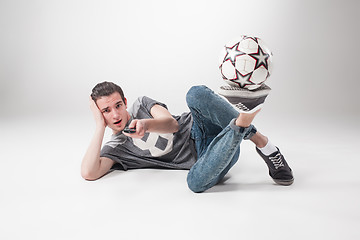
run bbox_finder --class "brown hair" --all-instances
[91,81,125,102]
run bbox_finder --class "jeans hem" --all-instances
[229,118,256,139]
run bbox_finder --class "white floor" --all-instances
[1,113,360,240]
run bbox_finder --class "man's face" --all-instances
[96,92,129,134]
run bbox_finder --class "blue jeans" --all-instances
[186,85,257,193]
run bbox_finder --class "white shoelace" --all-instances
[269,153,285,169]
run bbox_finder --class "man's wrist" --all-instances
[95,124,106,132]
[140,119,149,133]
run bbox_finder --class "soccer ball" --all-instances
[219,35,273,90]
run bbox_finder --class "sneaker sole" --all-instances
[273,178,294,186]
[225,95,267,113]
[217,85,271,98]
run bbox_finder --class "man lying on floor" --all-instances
[81,81,293,193]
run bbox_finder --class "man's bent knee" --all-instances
[187,179,205,193]
[186,85,212,109]
[186,170,208,193]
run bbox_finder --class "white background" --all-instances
[1,0,359,117]
[1,0,360,239]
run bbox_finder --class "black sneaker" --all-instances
[256,147,294,186]
[217,84,271,113]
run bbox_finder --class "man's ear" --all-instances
[124,97,127,108]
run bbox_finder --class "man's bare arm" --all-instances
[81,98,114,180]
[123,104,179,138]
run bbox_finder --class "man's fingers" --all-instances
[129,120,137,129]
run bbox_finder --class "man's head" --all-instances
[91,81,129,134]
[91,81,125,103]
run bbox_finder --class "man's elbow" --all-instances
[81,169,100,181]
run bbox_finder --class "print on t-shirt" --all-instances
[132,132,174,157]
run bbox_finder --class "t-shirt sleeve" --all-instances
[100,145,127,170]
[137,96,168,114]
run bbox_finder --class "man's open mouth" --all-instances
[114,120,122,125]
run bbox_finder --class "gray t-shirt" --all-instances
[100,96,197,170]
